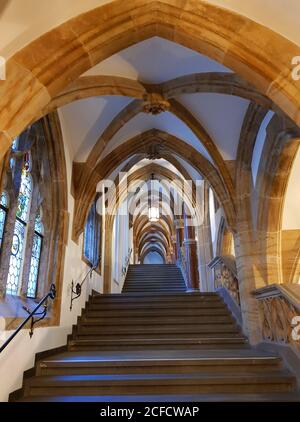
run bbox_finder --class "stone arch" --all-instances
[1,0,300,160]
[216,216,234,257]
[102,161,196,291]
[44,72,274,115]
[80,96,232,198]
[255,115,300,285]
[73,130,236,241]
[140,246,166,264]
[0,111,68,326]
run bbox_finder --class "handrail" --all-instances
[121,248,133,278]
[70,258,100,311]
[0,284,56,354]
[253,283,300,312]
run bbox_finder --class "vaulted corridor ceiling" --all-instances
[1,0,300,404]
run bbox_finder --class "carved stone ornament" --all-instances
[142,93,170,115]
[259,296,300,345]
[215,262,240,306]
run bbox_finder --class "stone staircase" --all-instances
[123,264,186,292]
[9,264,300,401]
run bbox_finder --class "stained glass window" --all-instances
[27,210,43,298]
[0,192,8,249]
[10,136,19,169]
[6,154,32,295]
[11,137,19,151]
[84,198,101,267]
[16,153,32,221]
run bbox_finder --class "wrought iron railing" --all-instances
[253,284,300,346]
[121,248,132,278]
[70,258,100,310]
[208,255,240,306]
[0,283,56,353]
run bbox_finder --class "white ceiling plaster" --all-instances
[59,96,132,161]
[99,111,213,162]
[177,93,250,160]
[83,37,231,82]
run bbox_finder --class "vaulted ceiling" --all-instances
[1,0,300,252]
[58,37,251,175]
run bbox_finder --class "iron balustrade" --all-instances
[0,283,56,353]
[70,258,100,311]
[121,248,133,278]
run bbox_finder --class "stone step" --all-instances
[68,337,248,352]
[75,324,240,336]
[87,302,228,310]
[37,351,282,376]
[79,315,234,325]
[94,292,218,298]
[85,308,232,317]
[123,289,187,293]
[24,371,296,396]
[90,295,222,304]
[16,392,300,402]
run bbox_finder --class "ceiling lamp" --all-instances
[148,206,160,223]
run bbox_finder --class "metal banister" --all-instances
[70,258,100,311]
[0,283,56,354]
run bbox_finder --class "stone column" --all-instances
[183,224,200,291]
[171,235,177,264]
[196,182,214,292]
[174,219,184,261]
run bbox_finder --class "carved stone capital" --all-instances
[142,93,170,115]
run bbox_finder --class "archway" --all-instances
[1,0,300,161]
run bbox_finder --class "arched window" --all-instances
[6,153,32,295]
[83,196,102,269]
[27,209,44,298]
[0,113,67,326]
[0,192,9,249]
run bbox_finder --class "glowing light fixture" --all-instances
[148,206,160,222]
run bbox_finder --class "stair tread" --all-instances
[70,337,247,344]
[17,392,300,402]
[40,350,281,367]
[41,348,278,361]
[79,318,235,325]
[94,292,218,297]
[28,371,295,385]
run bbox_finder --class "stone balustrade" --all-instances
[253,284,300,345]
[208,255,240,306]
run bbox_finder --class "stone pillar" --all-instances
[183,224,200,291]
[171,235,177,264]
[196,182,214,292]
[103,215,113,294]
[175,219,184,261]
[166,253,172,264]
